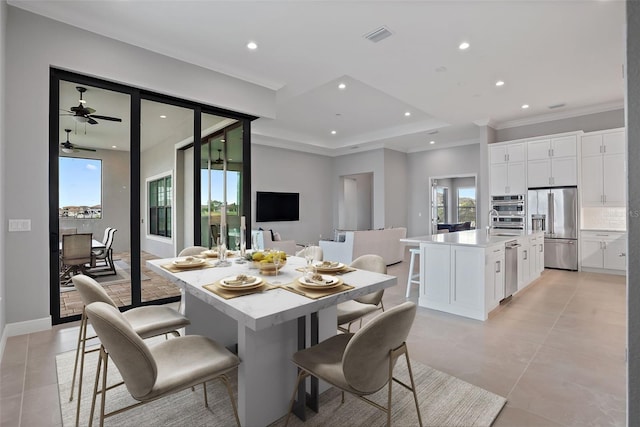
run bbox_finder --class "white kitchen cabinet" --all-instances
[581,130,626,207]
[489,142,526,195]
[485,246,505,306]
[527,135,577,187]
[580,231,627,272]
[529,234,545,276]
[517,240,531,291]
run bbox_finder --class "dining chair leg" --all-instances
[202,381,208,407]
[69,310,86,401]
[219,374,241,427]
[88,347,104,427]
[284,370,307,427]
[387,355,393,427]
[341,391,345,404]
[404,349,423,427]
[74,311,89,426]
[99,353,109,427]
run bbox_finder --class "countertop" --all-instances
[402,229,543,248]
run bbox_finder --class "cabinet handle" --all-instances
[506,154,510,161]
[619,253,626,257]
[539,245,543,253]
[600,145,603,154]
[596,234,609,237]
[496,260,501,273]
[603,145,607,153]
[548,148,552,157]
[524,250,528,260]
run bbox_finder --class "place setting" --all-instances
[296,260,357,275]
[284,269,354,299]
[203,273,278,299]
[160,256,217,273]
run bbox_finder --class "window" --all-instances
[435,186,448,224]
[59,157,102,219]
[457,187,476,223]
[149,175,172,237]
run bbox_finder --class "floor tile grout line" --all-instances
[504,277,580,404]
[18,334,29,427]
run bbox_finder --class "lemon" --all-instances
[252,252,264,261]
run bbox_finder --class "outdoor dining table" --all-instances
[146,254,396,427]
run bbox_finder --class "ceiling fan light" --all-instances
[61,147,73,154]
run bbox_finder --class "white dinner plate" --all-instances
[219,275,263,290]
[297,274,342,290]
[313,261,345,272]
[201,250,232,258]
[172,257,206,268]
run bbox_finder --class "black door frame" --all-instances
[49,68,256,324]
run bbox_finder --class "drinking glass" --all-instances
[272,250,282,284]
[303,243,314,273]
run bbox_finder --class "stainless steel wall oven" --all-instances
[491,195,526,230]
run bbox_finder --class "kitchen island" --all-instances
[403,229,544,320]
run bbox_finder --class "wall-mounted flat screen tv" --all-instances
[256,191,299,222]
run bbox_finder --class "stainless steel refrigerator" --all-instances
[527,186,578,270]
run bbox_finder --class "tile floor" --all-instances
[0,249,627,426]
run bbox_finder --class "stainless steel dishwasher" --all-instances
[504,240,520,300]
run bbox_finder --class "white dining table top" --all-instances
[147,255,396,332]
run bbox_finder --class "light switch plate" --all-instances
[8,219,31,232]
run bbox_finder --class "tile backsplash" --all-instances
[580,207,627,231]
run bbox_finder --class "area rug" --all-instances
[56,347,506,427]
[60,261,150,292]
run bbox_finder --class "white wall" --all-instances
[59,149,130,253]
[251,144,333,246]
[407,144,481,237]
[3,7,275,325]
[0,0,7,354]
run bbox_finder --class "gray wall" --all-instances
[495,109,625,142]
[0,0,7,347]
[627,1,639,422]
[407,144,481,237]
[384,149,408,229]
[333,149,386,229]
[251,144,333,246]
[3,7,275,325]
[59,149,131,253]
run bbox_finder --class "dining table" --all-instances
[146,254,396,427]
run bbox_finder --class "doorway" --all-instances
[429,175,477,234]
[339,173,372,231]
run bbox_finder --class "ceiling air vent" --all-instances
[364,26,393,43]
[548,103,566,109]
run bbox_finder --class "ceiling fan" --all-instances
[60,129,96,153]
[213,149,224,164]
[60,86,122,125]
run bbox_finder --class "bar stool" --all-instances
[406,248,420,298]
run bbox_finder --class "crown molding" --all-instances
[406,138,479,154]
[494,101,624,130]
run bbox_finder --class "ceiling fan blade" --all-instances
[90,114,122,122]
[87,118,99,125]
[76,146,97,152]
[85,107,96,114]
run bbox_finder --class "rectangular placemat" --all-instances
[295,266,357,275]
[161,262,218,273]
[283,279,354,299]
[203,282,277,299]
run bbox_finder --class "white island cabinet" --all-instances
[408,230,543,321]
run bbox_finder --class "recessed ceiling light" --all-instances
[459,42,470,50]
[247,41,258,50]
[521,104,530,109]
[430,141,435,145]
[404,112,411,117]
[331,130,337,135]
[495,80,505,87]
[338,83,346,90]
[160,115,166,119]
[112,145,117,149]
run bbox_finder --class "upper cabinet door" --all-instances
[581,134,603,157]
[507,162,526,194]
[490,145,508,164]
[490,163,508,195]
[551,157,577,186]
[603,131,625,155]
[527,139,551,160]
[550,135,577,157]
[506,143,525,163]
[527,159,551,187]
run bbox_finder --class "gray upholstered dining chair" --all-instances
[295,245,324,262]
[178,245,209,256]
[337,254,386,333]
[284,301,422,426]
[60,233,93,286]
[85,301,240,427]
[69,275,190,427]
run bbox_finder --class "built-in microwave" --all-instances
[491,194,525,217]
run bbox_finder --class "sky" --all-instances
[458,187,476,200]
[200,169,239,205]
[59,157,102,207]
